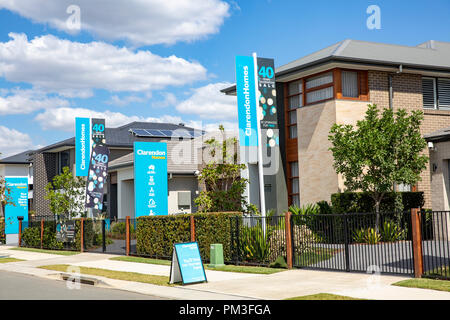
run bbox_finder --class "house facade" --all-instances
[27,121,203,219]
[224,39,450,209]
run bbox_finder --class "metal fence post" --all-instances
[80,218,84,253]
[102,219,106,253]
[343,214,350,272]
[40,219,44,249]
[411,208,424,278]
[285,212,293,269]
[190,215,195,242]
[126,216,130,256]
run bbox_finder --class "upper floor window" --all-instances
[58,150,70,174]
[341,71,359,98]
[287,79,303,139]
[423,77,450,110]
[305,72,334,104]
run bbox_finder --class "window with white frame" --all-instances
[422,77,450,110]
[287,80,303,139]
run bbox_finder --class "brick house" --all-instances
[223,39,450,209]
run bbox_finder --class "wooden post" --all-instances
[40,219,44,249]
[126,216,130,256]
[411,208,424,278]
[190,216,195,242]
[285,211,293,269]
[18,220,22,247]
[80,218,84,253]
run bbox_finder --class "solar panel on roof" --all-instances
[146,129,165,136]
[130,129,151,136]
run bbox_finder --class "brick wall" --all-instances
[368,71,450,209]
[32,152,57,216]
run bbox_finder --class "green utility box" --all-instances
[208,243,225,268]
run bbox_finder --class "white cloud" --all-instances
[152,92,178,108]
[176,82,237,120]
[106,94,146,107]
[0,33,207,97]
[0,126,34,157]
[0,0,230,46]
[34,107,185,132]
[0,88,69,115]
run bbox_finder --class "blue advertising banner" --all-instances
[85,144,110,210]
[170,242,207,285]
[75,117,91,177]
[134,142,168,217]
[4,177,28,234]
[235,55,259,147]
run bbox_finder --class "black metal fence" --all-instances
[292,211,414,275]
[17,211,450,280]
[230,215,287,267]
[421,210,450,280]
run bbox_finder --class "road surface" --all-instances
[0,271,165,300]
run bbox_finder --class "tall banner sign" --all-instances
[75,117,91,177]
[4,177,28,234]
[235,55,259,147]
[85,144,110,210]
[256,57,279,148]
[91,118,106,146]
[134,142,168,217]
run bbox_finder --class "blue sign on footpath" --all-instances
[170,242,207,285]
[4,177,28,234]
[235,55,259,147]
[75,117,91,177]
[134,142,168,217]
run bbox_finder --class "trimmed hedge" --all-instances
[136,212,241,262]
[21,221,64,249]
[331,191,425,214]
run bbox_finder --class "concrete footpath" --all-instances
[1,245,450,300]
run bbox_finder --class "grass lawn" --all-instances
[392,278,450,293]
[0,257,24,263]
[285,293,365,300]
[294,247,339,267]
[10,247,79,256]
[39,264,173,287]
[109,256,286,274]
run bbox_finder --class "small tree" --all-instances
[45,166,86,219]
[195,125,249,212]
[328,104,428,228]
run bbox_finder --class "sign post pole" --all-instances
[252,52,267,236]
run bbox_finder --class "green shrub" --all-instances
[380,220,405,242]
[269,256,288,269]
[109,221,135,239]
[74,218,95,250]
[21,225,64,249]
[21,227,40,247]
[136,212,240,261]
[352,228,381,244]
[239,225,271,262]
[331,191,424,214]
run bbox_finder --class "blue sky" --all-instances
[0,0,449,157]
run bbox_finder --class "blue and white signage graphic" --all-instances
[235,55,259,147]
[134,142,168,217]
[170,242,207,285]
[85,144,110,210]
[75,117,91,177]
[4,177,28,234]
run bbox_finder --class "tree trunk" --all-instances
[375,200,380,232]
